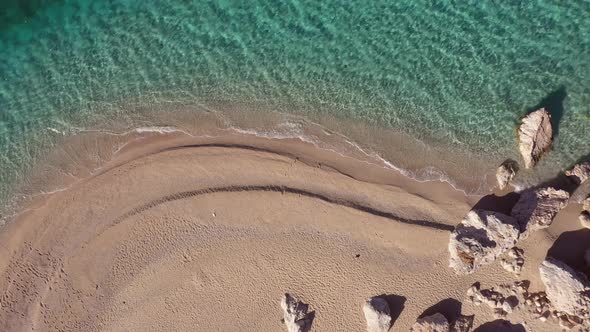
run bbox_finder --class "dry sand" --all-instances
[0,130,585,331]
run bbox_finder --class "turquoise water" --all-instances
[0,1,589,205]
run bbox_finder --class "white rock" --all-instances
[565,162,590,185]
[363,297,392,332]
[496,160,519,190]
[281,293,312,332]
[449,210,520,274]
[411,313,449,332]
[518,108,553,169]
[584,196,590,211]
[580,211,590,229]
[539,257,590,317]
[510,187,569,238]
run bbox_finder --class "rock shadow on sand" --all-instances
[418,298,462,324]
[546,229,590,274]
[474,319,526,332]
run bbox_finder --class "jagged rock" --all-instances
[500,247,525,275]
[565,162,590,185]
[411,313,449,332]
[449,210,519,274]
[518,108,553,169]
[510,187,569,238]
[450,315,473,332]
[466,283,517,318]
[496,159,519,190]
[363,297,391,332]
[539,257,590,318]
[580,211,590,229]
[281,293,312,332]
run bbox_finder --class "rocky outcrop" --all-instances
[565,162,590,185]
[281,293,313,332]
[363,297,391,332]
[410,313,449,332]
[510,187,569,238]
[449,210,520,274]
[539,258,590,318]
[517,108,553,169]
[496,159,519,190]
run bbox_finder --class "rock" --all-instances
[363,297,392,332]
[281,293,312,332]
[580,211,590,229]
[517,108,553,169]
[411,313,449,332]
[496,159,519,190]
[450,315,473,332]
[465,283,517,318]
[500,247,525,275]
[565,162,590,185]
[449,210,519,274]
[584,195,590,211]
[510,187,569,238]
[539,257,590,317]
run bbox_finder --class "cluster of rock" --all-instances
[465,283,518,318]
[281,293,479,332]
[500,247,525,275]
[410,313,473,332]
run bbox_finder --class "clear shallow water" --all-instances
[0,1,589,206]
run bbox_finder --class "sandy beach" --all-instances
[0,128,585,331]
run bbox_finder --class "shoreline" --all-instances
[0,105,497,225]
[0,121,584,330]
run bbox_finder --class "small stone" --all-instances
[450,315,474,332]
[496,159,519,190]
